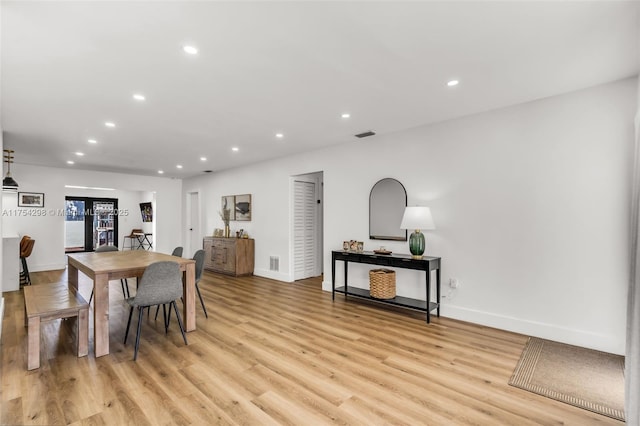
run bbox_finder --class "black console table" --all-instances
[331,250,441,323]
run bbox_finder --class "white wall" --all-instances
[1,164,182,271]
[184,78,636,354]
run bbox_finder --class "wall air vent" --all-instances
[355,130,376,138]
[269,256,280,272]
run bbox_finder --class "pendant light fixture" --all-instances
[3,149,19,192]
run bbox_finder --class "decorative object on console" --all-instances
[344,240,364,252]
[3,149,19,192]
[400,206,435,259]
[369,268,396,299]
[373,247,392,255]
[219,209,231,237]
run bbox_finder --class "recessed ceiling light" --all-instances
[200,157,207,161]
[183,45,198,55]
[158,170,164,174]
[87,139,97,144]
[275,133,284,139]
[75,152,85,156]
[133,93,146,101]
[67,160,75,165]
[447,80,459,87]
[105,121,116,128]
[341,113,351,119]
[231,147,239,152]
[176,164,183,169]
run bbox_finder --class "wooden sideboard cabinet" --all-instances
[203,237,255,276]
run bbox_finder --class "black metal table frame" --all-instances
[132,233,153,250]
[331,250,441,323]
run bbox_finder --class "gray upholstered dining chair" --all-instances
[153,246,185,320]
[160,249,208,325]
[193,249,208,318]
[89,245,129,303]
[124,261,187,360]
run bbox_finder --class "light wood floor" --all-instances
[1,269,620,425]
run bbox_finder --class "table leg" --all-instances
[426,269,431,324]
[344,261,349,299]
[183,263,196,332]
[331,257,335,300]
[78,307,89,357]
[94,273,110,357]
[68,263,79,293]
[436,267,441,318]
[27,316,40,370]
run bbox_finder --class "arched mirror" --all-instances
[369,178,407,241]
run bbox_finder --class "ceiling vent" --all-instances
[355,130,376,138]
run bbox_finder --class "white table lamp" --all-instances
[400,206,435,259]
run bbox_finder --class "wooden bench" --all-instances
[23,283,89,370]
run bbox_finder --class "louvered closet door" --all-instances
[294,180,316,280]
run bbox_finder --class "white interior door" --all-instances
[294,180,316,280]
[187,191,200,257]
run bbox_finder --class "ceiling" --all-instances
[2,1,639,179]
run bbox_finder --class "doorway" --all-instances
[186,191,201,257]
[292,172,323,281]
[65,196,119,252]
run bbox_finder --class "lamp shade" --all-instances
[2,175,18,191]
[400,206,435,230]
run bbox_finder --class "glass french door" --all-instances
[65,196,119,252]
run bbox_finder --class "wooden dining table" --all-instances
[67,250,196,357]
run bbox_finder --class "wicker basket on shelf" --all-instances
[369,268,396,299]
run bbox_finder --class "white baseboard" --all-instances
[441,304,624,355]
[319,284,624,355]
[254,269,293,283]
[30,263,66,273]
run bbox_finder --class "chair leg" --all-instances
[124,306,134,344]
[171,301,188,345]
[163,304,168,334]
[20,257,31,286]
[154,305,160,320]
[196,282,208,318]
[133,307,144,360]
[120,279,130,299]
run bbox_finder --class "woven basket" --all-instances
[369,269,396,299]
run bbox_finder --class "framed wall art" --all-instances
[221,195,236,221]
[18,192,44,208]
[235,194,251,221]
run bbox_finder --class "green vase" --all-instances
[409,230,425,258]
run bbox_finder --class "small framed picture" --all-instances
[18,192,44,208]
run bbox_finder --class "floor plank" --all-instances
[1,269,622,425]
